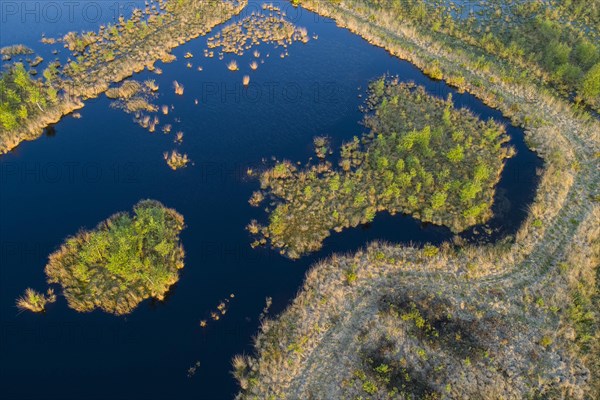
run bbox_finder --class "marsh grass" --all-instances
[108,79,157,115]
[144,79,158,92]
[175,131,184,143]
[227,60,239,71]
[207,7,309,57]
[1,44,33,60]
[250,78,511,258]
[165,150,190,170]
[16,288,56,313]
[173,81,184,95]
[106,80,142,99]
[0,0,247,154]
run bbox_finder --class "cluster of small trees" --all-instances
[0,63,57,131]
[249,79,511,258]
[43,200,185,315]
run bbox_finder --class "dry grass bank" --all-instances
[234,1,600,398]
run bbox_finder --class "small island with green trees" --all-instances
[248,78,512,258]
[41,200,185,315]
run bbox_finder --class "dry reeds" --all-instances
[173,81,184,95]
[16,288,56,313]
[144,79,159,91]
[227,60,239,71]
[105,80,141,99]
[165,150,190,170]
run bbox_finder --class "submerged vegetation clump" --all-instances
[16,288,56,313]
[250,78,511,258]
[44,200,185,315]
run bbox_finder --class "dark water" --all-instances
[0,1,540,399]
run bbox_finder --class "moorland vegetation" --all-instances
[249,79,511,258]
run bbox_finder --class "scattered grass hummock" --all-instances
[173,81,184,95]
[16,288,56,313]
[164,150,190,170]
[227,60,239,71]
[44,200,185,315]
[107,79,158,116]
[207,6,309,58]
[249,78,512,258]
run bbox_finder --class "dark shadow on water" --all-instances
[44,125,57,137]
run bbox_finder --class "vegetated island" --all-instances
[234,0,600,399]
[248,78,512,259]
[42,200,185,315]
[0,0,247,154]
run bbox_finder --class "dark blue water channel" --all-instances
[0,1,540,399]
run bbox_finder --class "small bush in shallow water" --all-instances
[44,200,185,315]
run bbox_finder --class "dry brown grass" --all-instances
[173,81,184,95]
[227,60,239,71]
[234,1,600,398]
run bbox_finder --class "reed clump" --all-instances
[207,7,309,57]
[173,81,184,95]
[164,150,190,170]
[107,79,158,115]
[249,78,511,258]
[1,44,33,60]
[44,200,185,315]
[16,288,56,313]
[227,60,239,71]
[175,131,184,143]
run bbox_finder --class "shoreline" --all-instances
[235,1,600,398]
[0,0,248,155]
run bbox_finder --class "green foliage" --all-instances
[0,63,58,132]
[251,81,510,258]
[44,200,185,315]
[579,63,600,100]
